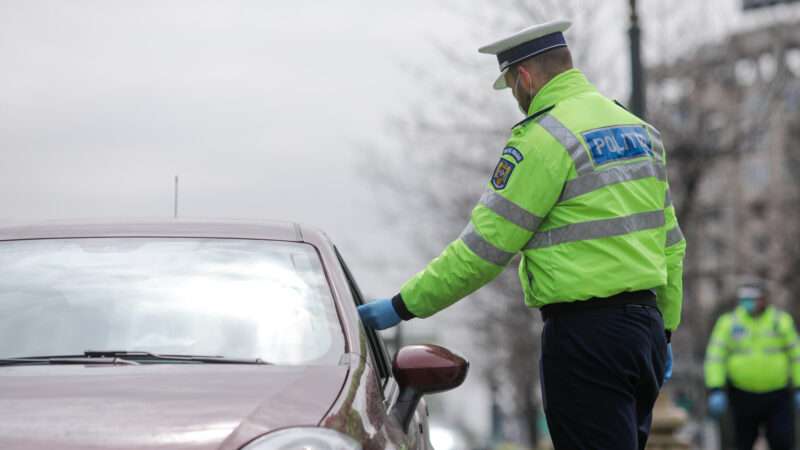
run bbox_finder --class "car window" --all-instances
[0,238,345,365]
[334,247,393,382]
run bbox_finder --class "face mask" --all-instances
[739,298,756,314]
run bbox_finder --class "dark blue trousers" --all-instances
[729,386,794,450]
[540,303,667,450]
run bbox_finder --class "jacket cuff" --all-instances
[392,293,416,321]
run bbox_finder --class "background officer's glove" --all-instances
[708,390,727,418]
[358,298,401,330]
[794,391,800,410]
[664,344,673,381]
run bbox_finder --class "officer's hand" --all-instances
[664,344,673,382]
[794,391,800,410]
[708,391,727,418]
[358,298,401,330]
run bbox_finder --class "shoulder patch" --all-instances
[581,125,653,167]
[491,158,515,190]
[502,146,524,163]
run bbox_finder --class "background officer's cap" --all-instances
[478,19,571,90]
[737,281,766,300]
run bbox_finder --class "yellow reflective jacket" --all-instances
[705,306,800,393]
[397,69,686,330]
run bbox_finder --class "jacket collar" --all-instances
[734,305,774,324]
[527,68,597,116]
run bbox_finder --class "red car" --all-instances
[0,221,468,450]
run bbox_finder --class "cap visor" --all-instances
[493,69,509,90]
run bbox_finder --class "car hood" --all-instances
[0,363,348,450]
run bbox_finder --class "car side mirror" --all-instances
[390,344,469,431]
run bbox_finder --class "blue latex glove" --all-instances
[708,391,727,418]
[358,298,401,330]
[664,344,673,382]
[795,391,800,410]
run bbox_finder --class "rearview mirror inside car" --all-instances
[391,344,469,431]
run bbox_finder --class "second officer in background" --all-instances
[705,282,800,450]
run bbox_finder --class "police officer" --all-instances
[705,282,800,450]
[359,20,686,450]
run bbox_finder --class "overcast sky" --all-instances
[0,1,461,293]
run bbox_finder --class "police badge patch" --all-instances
[491,158,515,190]
[502,146,524,163]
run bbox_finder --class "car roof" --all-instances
[0,219,316,242]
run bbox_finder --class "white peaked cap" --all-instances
[478,20,572,90]
[738,285,764,299]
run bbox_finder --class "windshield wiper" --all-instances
[0,351,269,367]
[83,350,270,365]
[0,356,139,366]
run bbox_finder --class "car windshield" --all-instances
[0,237,344,365]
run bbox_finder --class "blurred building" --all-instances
[648,20,800,321]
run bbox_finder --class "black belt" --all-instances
[540,290,657,322]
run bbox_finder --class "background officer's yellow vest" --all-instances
[705,306,800,393]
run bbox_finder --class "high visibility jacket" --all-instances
[704,306,800,393]
[398,69,686,330]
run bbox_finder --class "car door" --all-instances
[334,248,429,450]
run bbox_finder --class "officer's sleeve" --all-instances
[778,313,800,388]
[704,314,731,389]
[395,138,572,319]
[654,162,686,331]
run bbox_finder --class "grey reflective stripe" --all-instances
[460,223,515,266]
[763,347,789,354]
[705,356,725,364]
[479,190,542,232]
[666,224,684,247]
[525,210,665,250]
[559,160,666,202]
[646,124,665,163]
[538,115,594,175]
[665,190,672,207]
[666,224,684,246]
[730,348,753,356]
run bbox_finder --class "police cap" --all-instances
[478,19,571,90]
[737,281,766,300]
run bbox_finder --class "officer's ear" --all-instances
[515,65,533,91]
